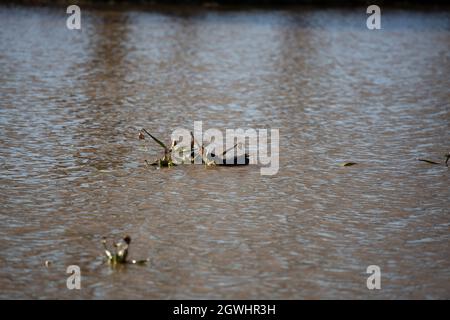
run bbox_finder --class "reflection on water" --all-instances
[0,5,449,299]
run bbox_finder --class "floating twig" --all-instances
[140,129,249,168]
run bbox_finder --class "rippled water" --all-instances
[0,5,449,299]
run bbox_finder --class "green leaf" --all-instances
[142,129,167,150]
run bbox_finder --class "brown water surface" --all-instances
[0,5,449,299]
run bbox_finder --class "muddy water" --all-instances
[0,5,449,299]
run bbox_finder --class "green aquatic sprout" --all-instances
[139,129,249,168]
[141,129,168,151]
[102,236,149,265]
[140,129,176,168]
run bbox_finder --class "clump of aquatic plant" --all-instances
[140,128,179,167]
[139,128,248,168]
[190,131,249,166]
[102,235,149,265]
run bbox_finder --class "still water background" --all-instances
[0,4,449,299]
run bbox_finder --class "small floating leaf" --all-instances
[417,159,440,165]
[338,162,357,167]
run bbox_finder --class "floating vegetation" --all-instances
[139,128,249,168]
[417,152,449,167]
[140,128,177,168]
[338,162,357,167]
[102,236,149,265]
[417,159,440,165]
[139,128,448,171]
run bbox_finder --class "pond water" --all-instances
[0,4,449,299]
